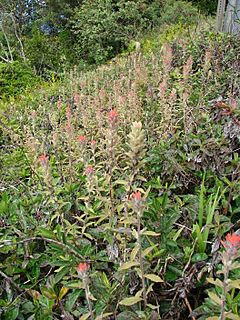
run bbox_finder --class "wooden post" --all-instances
[224,0,240,34]
[216,0,227,31]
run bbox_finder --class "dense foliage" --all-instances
[191,0,218,14]
[0,61,38,98]
[0,19,240,319]
[0,0,201,98]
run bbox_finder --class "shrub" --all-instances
[0,61,38,99]
[190,0,218,15]
[161,0,199,25]
[72,0,119,64]
[24,27,64,76]
[72,0,164,64]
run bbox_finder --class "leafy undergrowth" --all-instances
[0,23,240,320]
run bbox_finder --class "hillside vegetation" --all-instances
[1,2,240,320]
[0,0,216,99]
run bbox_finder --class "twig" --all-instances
[184,296,196,320]
[0,270,22,292]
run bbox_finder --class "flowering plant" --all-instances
[206,233,240,320]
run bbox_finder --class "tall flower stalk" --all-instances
[132,191,147,308]
[207,232,240,320]
[219,233,240,320]
[77,262,94,320]
[106,109,118,224]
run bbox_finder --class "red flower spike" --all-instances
[221,232,240,255]
[39,154,48,163]
[31,111,37,118]
[132,191,141,201]
[77,262,90,278]
[90,140,97,145]
[85,165,94,175]
[73,93,81,104]
[78,135,86,142]
[108,109,118,123]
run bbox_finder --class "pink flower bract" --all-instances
[77,262,90,277]
[221,232,240,255]
[78,135,86,142]
[39,154,48,163]
[85,165,94,175]
[108,109,118,123]
[132,191,141,201]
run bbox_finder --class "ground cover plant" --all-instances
[0,20,240,320]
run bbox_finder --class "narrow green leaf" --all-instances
[207,277,224,288]
[141,231,160,237]
[130,246,139,261]
[37,227,56,239]
[119,261,140,271]
[79,313,91,320]
[145,274,163,283]
[119,296,142,306]
[96,313,113,320]
[142,245,157,258]
[208,291,222,305]
[224,312,240,320]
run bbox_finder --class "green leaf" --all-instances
[95,313,113,320]
[65,280,84,289]
[41,287,58,300]
[65,289,82,312]
[79,313,91,320]
[141,231,160,237]
[172,227,184,241]
[116,311,139,320]
[144,274,163,283]
[208,291,222,306]
[146,283,154,295]
[227,279,240,290]
[207,277,224,288]
[21,301,35,313]
[58,287,69,301]
[191,252,208,262]
[132,229,138,239]
[119,261,139,271]
[142,245,157,258]
[130,246,139,261]
[37,227,56,240]
[54,266,71,284]
[224,312,240,320]
[119,296,142,306]
[113,180,128,186]
[135,289,143,298]
[3,306,19,320]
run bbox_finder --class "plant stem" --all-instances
[137,211,147,308]
[220,257,230,320]
[83,275,94,320]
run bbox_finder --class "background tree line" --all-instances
[0,0,218,98]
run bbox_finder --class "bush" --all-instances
[72,0,164,64]
[24,27,65,76]
[161,0,199,25]
[190,0,218,15]
[72,0,119,64]
[0,61,38,99]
